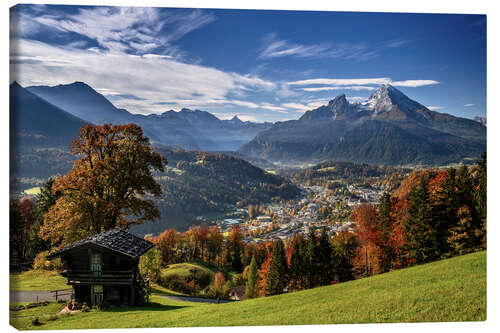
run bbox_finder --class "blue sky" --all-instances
[10,4,486,122]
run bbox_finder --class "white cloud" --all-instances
[281,99,330,113]
[464,103,475,107]
[427,106,444,111]
[289,78,392,86]
[11,38,276,115]
[14,6,216,58]
[259,33,377,61]
[391,80,440,87]
[302,85,376,92]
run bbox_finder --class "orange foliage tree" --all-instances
[40,124,167,247]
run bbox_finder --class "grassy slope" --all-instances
[161,262,217,279]
[10,271,68,291]
[10,302,67,329]
[13,251,485,330]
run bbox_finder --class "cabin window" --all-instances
[91,285,103,305]
[90,253,102,277]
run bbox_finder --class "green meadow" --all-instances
[10,251,486,330]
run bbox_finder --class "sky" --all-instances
[9,4,486,122]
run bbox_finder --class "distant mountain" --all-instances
[10,82,89,147]
[239,85,486,166]
[474,116,487,126]
[27,82,272,151]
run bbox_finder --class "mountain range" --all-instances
[10,82,486,167]
[238,85,486,166]
[10,82,89,148]
[25,82,272,151]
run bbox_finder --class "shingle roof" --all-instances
[47,228,154,260]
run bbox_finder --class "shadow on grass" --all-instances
[101,301,189,313]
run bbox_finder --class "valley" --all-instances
[10,81,486,236]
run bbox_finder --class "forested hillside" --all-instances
[132,146,300,234]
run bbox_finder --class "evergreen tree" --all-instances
[376,192,394,272]
[288,233,306,290]
[404,179,440,264]
[448,165,482,254]
[317,228,334,286]
[474,152,486,248]
[266,239,288,295]
[331,231,359,282]
[304,228,317,289]
[245,256,259,299]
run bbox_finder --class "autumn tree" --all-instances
[227,226,244,271]
[352,203,379,276]
[40,124,167,247]
[245,256,259,299]
[213,272,227,298]
[155,229,178,265]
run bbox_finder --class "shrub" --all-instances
[9,305,25,311]
[81,303,90,312]
[139,248,162,283]
[31,316,41,326]
[33,250,63,271]
[159,274,201,295]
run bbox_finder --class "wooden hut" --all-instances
[47,228,153,306]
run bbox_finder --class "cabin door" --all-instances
[90,253,102,277]
[91,285,103,305]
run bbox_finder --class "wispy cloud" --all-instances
[427,106,444,111]
[289,78,392,86]
[259,33,377,61]
[12,6,216,58]
[391,80,440,87]
[288,78,439,91]
[302,85,377,92]
[11,38,275,115]
[464,103,475,107]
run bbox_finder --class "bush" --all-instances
[33,250,63,271]
[139,248,162,283]
[31,316,41,326]
[9,305,25,311]
[159,274,201,295]
[81,303,90,312]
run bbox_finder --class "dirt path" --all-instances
[10,290,232,304]
[154,294,233,304]
[10,290,71,303]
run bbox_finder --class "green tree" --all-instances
[245,256,259,299]
[317,228,334,286]
[266,239,288,295]
[474,152,486,248]
[27,178,60,259]
[376,192,395,272]
[404,179,440,264]
[448,165,482,254]
[331,231,359,282]
[288,233,306,290]
[304,228,318,289]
